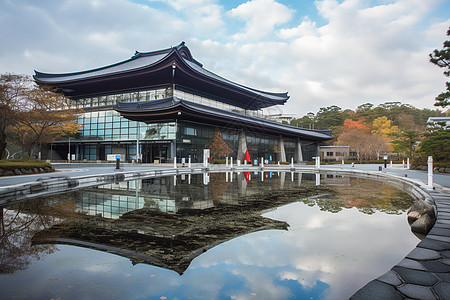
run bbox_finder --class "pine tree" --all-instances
[429,27,450,108]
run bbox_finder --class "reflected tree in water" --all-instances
[302,177,413,215]
[0,197,79,273]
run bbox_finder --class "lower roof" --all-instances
[114,97,333,141]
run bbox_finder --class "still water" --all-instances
[0,172,418,299]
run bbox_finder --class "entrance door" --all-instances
[141,143,169,163]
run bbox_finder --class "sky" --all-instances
[1,0,449,117]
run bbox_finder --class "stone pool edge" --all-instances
[1,165,448,299]
[300,167,448,300]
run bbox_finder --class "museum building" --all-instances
[34,42,333,163]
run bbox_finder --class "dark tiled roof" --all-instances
[115,97,333,141]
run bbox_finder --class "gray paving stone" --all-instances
[397,284,437,300]
[350,280,403,300]
[421,259,450,272]
[427,235,450,243]
[442,250,450,258]
[392,266,438,286]
[436,220,450,227]
[418,238,450,251]
[429,227,450,237]
[433,282,450,300]
[407,247,441,260]
[434,272,450,282]
[396,258,426,271]
[377,270,403,286]
[437,213,450,220]
[442,258,450,266]
[432,223,450,229]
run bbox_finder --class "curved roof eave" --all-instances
[33,42,191,84]
[34,42,289,106]
[115,97,333,141]
[178,55,289,103]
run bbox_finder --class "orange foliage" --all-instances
[343,118,367,130]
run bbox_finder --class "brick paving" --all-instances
[351,188,450,300]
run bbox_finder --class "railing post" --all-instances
[427,156,433,188]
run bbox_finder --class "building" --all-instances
[427,116,450,130]
[265,113,297,124]
[34,42,332,163]
[320,146,357,162]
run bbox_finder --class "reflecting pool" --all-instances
[0,172,419,299]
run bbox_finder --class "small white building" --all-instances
[320,146,357,162]
[427,116,450,130]
[266,114,297,124]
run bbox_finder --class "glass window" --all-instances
[184,127,197,136]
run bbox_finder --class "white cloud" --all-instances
[0,0,448,116]
[228,0,293,41]
[278,17,319,39]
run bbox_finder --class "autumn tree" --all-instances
[2,75,82,160]
[372,116,399,136]
[0,74,28,159]
[11,86,81,159]
[429,27,450,108]
[208,128,232,161]
[343,118,368,130]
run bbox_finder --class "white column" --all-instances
[427,156,433,188]
[407,158,410,169]
[174,157,177,168]
[295,139,303,163]
[278,137,286,162]
[237,131,247,162]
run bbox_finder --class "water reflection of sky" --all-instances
[1,200,418,300]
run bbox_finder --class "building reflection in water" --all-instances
[76,172,339,218]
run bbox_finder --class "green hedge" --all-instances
[0,160,53,171]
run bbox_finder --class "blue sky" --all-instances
[0,0,449,116]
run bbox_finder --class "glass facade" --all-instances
[47,86,319,162]
[76,110,176,142]
[174,89,264,118]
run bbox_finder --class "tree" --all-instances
[315,105,345,130]
[208,128,232,161]
[13,87,81,159]
[429,27,450,108]
[343,118,367,130]
[418,129,450,162]
[0,74,28,159]
[391,130,422,159]
[372,116,399,136]
[2,75,82,160]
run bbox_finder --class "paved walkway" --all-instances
[1,163,449,299]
